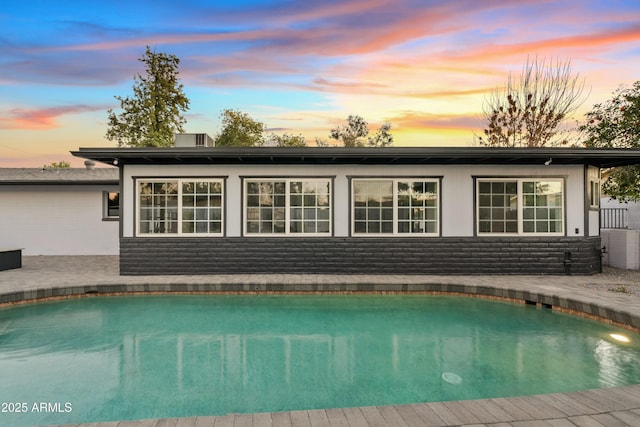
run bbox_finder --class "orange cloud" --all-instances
[449,23,640,63]
[391,110,483,132]
[0,105,105,130]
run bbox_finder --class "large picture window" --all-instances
[138,179,223,236]
[244,179,331,235]
[477,179,563,235]
[352,178,439,236]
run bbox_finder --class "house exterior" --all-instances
[72,146,640,275]
[0,165,119,255]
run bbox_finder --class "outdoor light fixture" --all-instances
[113,159,119,165]
[544,158,553,166]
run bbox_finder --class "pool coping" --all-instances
[4,280,640,333]
[2,256,640,426]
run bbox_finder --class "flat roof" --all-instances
[0,168,119,185]
[71,146,640,168]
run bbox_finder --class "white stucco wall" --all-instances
[122,163,588,238]
[601,229,640,269]
[0,184,119,255]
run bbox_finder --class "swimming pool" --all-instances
[1,294,639,427]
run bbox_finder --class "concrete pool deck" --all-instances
[2,256,640,426]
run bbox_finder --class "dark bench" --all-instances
[0,248,22,271]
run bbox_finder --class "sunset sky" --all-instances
[2,0,640,167]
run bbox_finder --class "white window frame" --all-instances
[351,178,440,237]
[136,178,224,237]
[243,178,332,237]
[476,178,564,236]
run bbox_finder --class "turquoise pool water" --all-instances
[1,294,640,426]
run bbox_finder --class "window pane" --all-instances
[196,208,208,220]
[107,192,119,217]
[522,182,534,193]
[491,182,504,193]
[183,209,194,221]
[303,208,316,220]
[317,221,330,233]
[247,182,260,194]
[381,208,393,221]
[479,207,491,220]
[523,208,534,220]
[247,195,259,207]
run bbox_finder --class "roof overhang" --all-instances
[71,147,640,169]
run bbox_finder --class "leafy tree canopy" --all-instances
[269,133,307,147]
[479,57,586,147]
[580,81,640,201]
[329,115,393,147]
[106,46,190,147]
[214,109,266,147]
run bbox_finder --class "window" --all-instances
[590,180,600,208]
[477,179,563,235]
[103,191,120,220]
[137,179,223,236]
[244,179,331,235]
[352,179,439,235]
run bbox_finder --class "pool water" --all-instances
[1,294,640,426]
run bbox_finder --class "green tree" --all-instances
[329,115,394,147]
[368,121,394,147]
[215,109,266,147]
[269,133,307,147]
[43,161,71,169]
[479,57,586,147]
[106,46,190,147]
[580,81,640,201]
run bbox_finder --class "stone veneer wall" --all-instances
[120,236,601,275]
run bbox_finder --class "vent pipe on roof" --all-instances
[84,160,96,170]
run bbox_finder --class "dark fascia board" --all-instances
[0,180,118,186]
[70,146,640,168]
